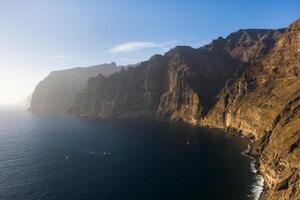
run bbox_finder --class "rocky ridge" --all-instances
[70,29,283,124]
[30,62,120,114]
[203,18,300,199]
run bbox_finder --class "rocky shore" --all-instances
[202,18,300,200]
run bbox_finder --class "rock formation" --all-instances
[70,29,283,125]
[30,63,119,114]
[70,46,242,121]
[204,18,300,200]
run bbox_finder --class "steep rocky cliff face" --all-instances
[69,56,169,118]
[211,28,285,63]
[30,63,119,114]
[203,18,300,199]
[70,46,242,121]
[156,46,241,124]
[70,29,283,126]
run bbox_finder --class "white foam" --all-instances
[251,170,264,200]
[250,161,258,174]
[241,142,265,200]
[241,143,251,155]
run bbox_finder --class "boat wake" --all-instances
[50,143,112,157]
[77,149,111,156]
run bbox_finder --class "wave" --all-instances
[241,143,251,155]
[251,171,264,200]
[241,141,265,200]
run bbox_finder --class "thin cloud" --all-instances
[108,39,208,55]
[109,42,163,53]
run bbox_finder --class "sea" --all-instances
[0,107,263,200]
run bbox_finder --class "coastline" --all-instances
[241,140,265,200]
[76,115,267,200]
[199,123,267,200]
[46,113,268,200]
[208,126,265,200]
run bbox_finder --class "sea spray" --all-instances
[241,140,265,200]
[251,167,264,200]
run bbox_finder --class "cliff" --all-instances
[30,62,119,114]
[70,29,283,126]
[203,18,300,199]
[70,46,242,121]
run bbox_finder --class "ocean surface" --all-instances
[0,108,261,200]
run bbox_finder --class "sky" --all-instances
[0,0,299,104]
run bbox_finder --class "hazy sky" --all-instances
[0,0,299,104]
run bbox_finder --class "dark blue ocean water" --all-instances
[0,108,259,200]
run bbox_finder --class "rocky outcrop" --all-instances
[156,46,241,124]
[70,46,243,122]
[30,63,119,114]
[70,29,283,125]
[203,18,300,199]
[69,56,169,118]
[209,28,285,63]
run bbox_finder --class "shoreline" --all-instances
[78,115,267,200]
[37,113,268,200]
[200,123,266,200]
[241,140,265,200]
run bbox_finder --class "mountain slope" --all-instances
[70,46,241,120]
[203,18,300,199]
[70,28,283,126]
[30,63,119,114]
